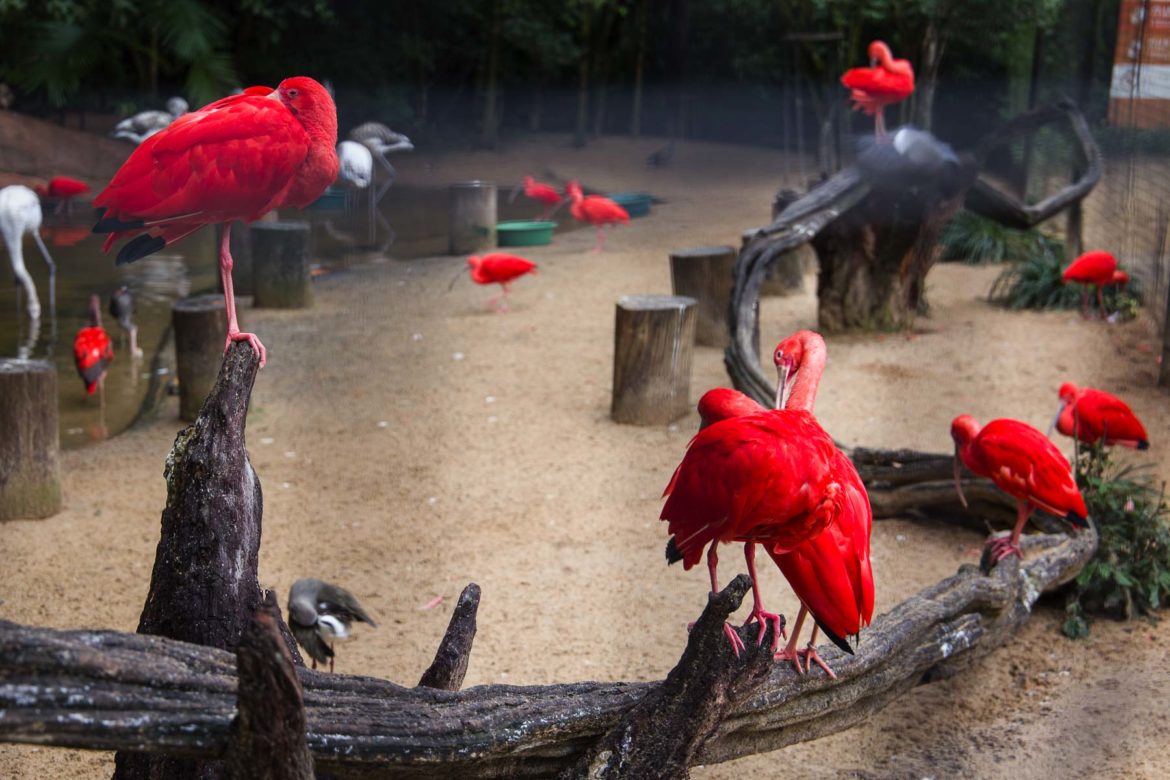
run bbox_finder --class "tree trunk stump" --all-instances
[0,359,61,520]
[172,294,228,423]
[449,181,497,254]
[251,221,312,309]
[611,295,697,425]
[669,245,736,347]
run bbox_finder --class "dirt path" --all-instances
[2,134,1168,778]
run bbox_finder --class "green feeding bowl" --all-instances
[308,185,348,211]
[607,192,653,218]
[497,220,556,247]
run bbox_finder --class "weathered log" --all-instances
[669,245,737,346]
[251,221,313,309]
[0,526,1095,778]
[564,574,777,779]
[0,359,61,520]
[417,583,481,691]
[611,294,698,425]
[225,594,313,780]
[172,293,228,422]
[114,341,300,780]
[449,181,497,254]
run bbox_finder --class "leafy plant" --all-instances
[939,210,1037,264]
[987,233,1081,310]
[1062,445,1170,639]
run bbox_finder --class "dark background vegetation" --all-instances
[0,0,1121,151]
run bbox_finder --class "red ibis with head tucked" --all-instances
[565,180,629,252]
[1050,383,1149,450]
[92,77,340,368]
[460,252,538,312]
[840,41,914,139]
[73,294,113,394]
[951,415,1088,564]
[1061,250,1119,319]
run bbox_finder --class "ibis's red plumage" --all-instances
[37,176,90,199]
[468,253,538,286]
[73,326,113,394]
[1062,250,1117,286]
[840,41,914,119]
[1056,382,1149,449]
[522,176,562,207]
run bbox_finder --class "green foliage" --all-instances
[987,234,1081,310]
[1096,126,1170,157]
[938,210,1037,265]
[1062,446,1170,638]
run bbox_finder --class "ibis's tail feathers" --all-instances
[815,618,855,655]
[665,537,684,565]
[116,235,166,265]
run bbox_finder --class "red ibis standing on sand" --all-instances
[511,175,562,220]
[92,77,340,368]
[1050,383,1149,450]
[73,294,113,394]
[951,415,1088,564]
[662,331,873,676]
[1061,250,1120,319]
[457,252,538,312]
[565,180,629,252]
[840,41,915,139]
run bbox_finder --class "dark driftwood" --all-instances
[114,342,300,780]
[417,583,481,691]
[726,101,1101,406]
[225,594,313,780]
[0,526,1095,778]
[564,574,778,779]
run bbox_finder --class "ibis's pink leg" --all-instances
[986,500,1031,564]
[219,224,267,366]
[1080,289,1090,319]
[687,544,745,657]
[775,604,810,674]
[1096,285,1107,320]
[796,626,837,678]
[742,543,785,652]
[592,225,605,252]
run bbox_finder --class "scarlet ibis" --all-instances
[1061,250,1118,319]
[694,379,875,678]
[951,415,1088,564]
[1050,383,1149,450]
[108,285,143,359]
[93,78,340,367]
[73,294,113,394]
[840,41,914,139]
[565,180,629,252]
[0,184,55,320]
[35,176,91,216]
[511,176,562,220]
[288,578,377,673]
[662,331,861,673]
[111,96,188,145]
[457,252,538,312]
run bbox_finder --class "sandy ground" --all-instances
[2,134,1169,778]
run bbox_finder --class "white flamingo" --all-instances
[111,96,188,145]
[0,184,55,321]
[337,140,373,190]
[348,122,414,200]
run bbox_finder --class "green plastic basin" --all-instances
[607,192,652,218]
[497,220,556,247]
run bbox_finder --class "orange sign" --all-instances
[1109,0,1170,127]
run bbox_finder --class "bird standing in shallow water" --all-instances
[565,180,629,252]
[288,578,377,672]
[952,415,1088,564]
[1061,250,1120,319]
[840,41,914,139]
[93,77,339,368]
[108,285,143,359]
[0,184,56,321]
[73,294,113,394]
[35,176,91,214]
[1050,383,1149,450]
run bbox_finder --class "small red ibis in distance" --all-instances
[456,252,538,312]
[840,40,915,139]
[36,176,91,214]
[565,180,629,252]
[1061,250,1120,319]
[92,77,340,368]
[1050,383,1149,450]
[951,415,1088,565]
[73,294,114,394]
[512,175,562,220]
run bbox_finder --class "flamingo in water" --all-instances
[565,180,629,252]
[1049,383,1149,450]
[662,331,873,676]
[952,415,1088,564]
[1062,250,1121,319]
[0,184,56,320]
[93,78,339,367]
[73,294,113,394]
[840,41,914,139]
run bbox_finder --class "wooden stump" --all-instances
[173,294,228,423]
[449,181,497,254]
[669,245,736,347]
[251,221,312,309]
[0,359,61,520]
[611,295,697,425]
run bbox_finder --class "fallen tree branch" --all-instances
[417,583,481,691]
[0,526,1095,778]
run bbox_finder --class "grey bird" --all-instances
[287,578,377,672]
[111,96,188,145]
[646,140,675,167]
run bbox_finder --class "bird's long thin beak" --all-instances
[508,184,522,204]
[774,364,791,410]
[446,266,467,292]
[1047,403,1065,437]
[953,447,969,509]
[547,198,568,218]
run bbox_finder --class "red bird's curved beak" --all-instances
[953,446,969,509]
[1047,402,1066,438]
[775,364,792,410]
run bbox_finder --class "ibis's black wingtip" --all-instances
[815,618,855,655]
[116,234,166,265]
[665,537,683,565]
[1138,440,1150,451]
[1068,511,1089,529]
[93,213,146,235]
